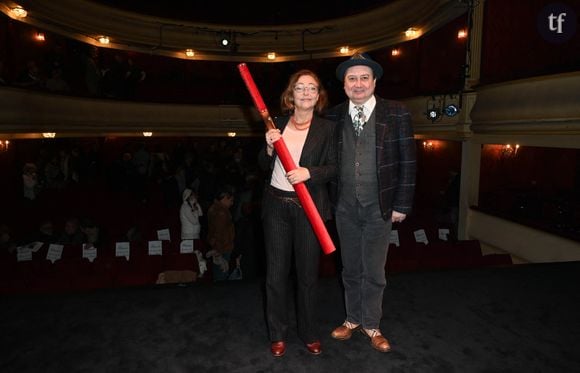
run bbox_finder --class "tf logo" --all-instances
[537,2,577,43]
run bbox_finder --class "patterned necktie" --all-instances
[353,105,366,136]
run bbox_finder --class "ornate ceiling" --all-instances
[2,0,468,62]
[93,0,397,25]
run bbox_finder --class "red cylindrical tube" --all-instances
[238,63,267,112]
[237,63,336,254]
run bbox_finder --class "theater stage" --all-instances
[2,262,579,372]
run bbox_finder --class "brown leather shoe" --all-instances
[331,322,361,340]
[270,341,286,357]
[306,340,322,355]
[361,329,391,352]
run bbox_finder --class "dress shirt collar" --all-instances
[349,95,376,120]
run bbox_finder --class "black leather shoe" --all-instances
[306,340,322,355]
[271,341,286,357]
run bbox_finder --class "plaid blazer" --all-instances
[326,96,417,220]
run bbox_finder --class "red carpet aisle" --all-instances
[2,262,580,372]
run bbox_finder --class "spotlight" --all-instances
[443,104,459,117]
[219,31,232,47]
[426,108,440,123]
[218,31,238,52]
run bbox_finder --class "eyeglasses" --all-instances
[294,85,318,94]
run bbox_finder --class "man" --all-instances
[326,53,417,352]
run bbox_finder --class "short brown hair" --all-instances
[280,69,328,115]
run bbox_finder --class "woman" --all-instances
[206,187,235,281]
[259,69,337,357]
[180,188,203,240]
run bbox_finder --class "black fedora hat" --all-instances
[336,53,383,81]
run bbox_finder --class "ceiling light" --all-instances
[405,27,419,38]
[98,36,110,45]
[11,6,27,18]
[185,49,195,57]
[142,132,153,137]
[339,46,350,54]
[267,52,276,60]
[227,132,236,137]
[42,132,56,138]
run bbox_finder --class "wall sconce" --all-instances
[227,132,237,137]
[42,132,56,138]
[339,46,350,54]
[185,49,195,57]
[142,132,153,137]
[457,29,468,39]
[391,48,401,57]
[35,32,46,41]
[267,52,276,60]
[422,141,434,151]
[501,144,520,158]
[11,6,28,18]
[0,140,10,153]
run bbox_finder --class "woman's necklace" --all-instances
[291,115,312,130]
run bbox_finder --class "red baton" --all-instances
[238,63,336,255]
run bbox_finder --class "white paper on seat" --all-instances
[180,240,194,254]
[389,230,400,247]
[82,244,97,262]
[194,250,207,277]
[157,229,171,241]
[438,228,450,241]
[414,229,429,245]
[115,241,130,260]
[148,240,163,256]
[29,241,44,252]
[16,246,32,262]
[46,244,64,263]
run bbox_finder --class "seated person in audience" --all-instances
[45,66,70,93]
[31,219,58,244]
[80,217,103,248]
[0,59,7,85]
[57,217,86,245]
[22,163,40,201]
[0,223,17,254]
[14,59,42,89]
[123,225,143,242]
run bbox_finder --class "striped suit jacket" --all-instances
[258,115,337,221]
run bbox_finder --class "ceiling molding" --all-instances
[0,87,263,138]
[2,0,467,62]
